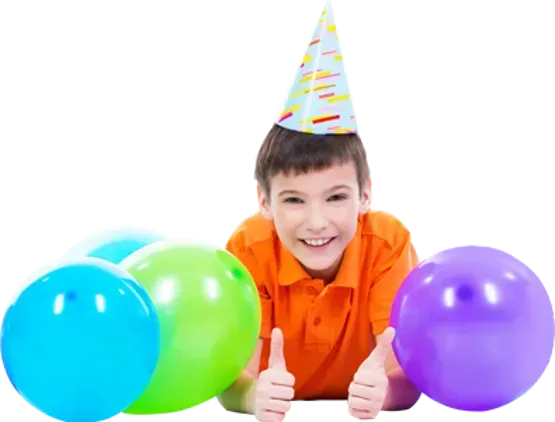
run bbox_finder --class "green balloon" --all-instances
[118,240,261,414]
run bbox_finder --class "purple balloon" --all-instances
[390,246,554,411]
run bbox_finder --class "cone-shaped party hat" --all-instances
[276,0,357,134]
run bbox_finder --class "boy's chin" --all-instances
[296,255,342,275]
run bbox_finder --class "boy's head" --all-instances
[255,123,371,280]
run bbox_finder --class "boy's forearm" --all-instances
[217,371,258,414]
[382,368,421,411]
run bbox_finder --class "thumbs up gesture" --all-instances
[255,328,296,421]
[348,327,395,419]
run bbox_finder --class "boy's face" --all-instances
[258,161,371,279]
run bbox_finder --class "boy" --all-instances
[218,1,421,420]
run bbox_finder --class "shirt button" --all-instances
[313,317,322,326]
[307,286,318,295]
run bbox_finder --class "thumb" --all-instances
[362,326,395,367]
[268,327,287,370]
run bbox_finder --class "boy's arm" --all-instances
[380,333,421,411]
[369,225,422,411]
[220,222,275,413]
[217,339,263,413]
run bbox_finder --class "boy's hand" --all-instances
[348,327,395,419]
[255,328,295,421]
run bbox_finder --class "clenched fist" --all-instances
[255,328,296,421]
[348,327,395,419]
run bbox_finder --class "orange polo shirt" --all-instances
[225,210,418,400]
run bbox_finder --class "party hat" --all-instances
[276,0,357,134]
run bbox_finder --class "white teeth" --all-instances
[303,238,332,246]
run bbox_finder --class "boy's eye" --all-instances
[328,194,348,201]
[284,197,303,204]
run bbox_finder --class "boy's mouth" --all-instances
[300,237,336,248]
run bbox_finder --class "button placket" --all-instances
[307,286,318,296]
[305,295,329,347]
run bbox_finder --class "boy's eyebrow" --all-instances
[278,184,352,197]
[278,189,302,196]
[326,184,352,192]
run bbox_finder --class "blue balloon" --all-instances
[1,258,160,422]
[63,227,166,265]
[0,356,19,394]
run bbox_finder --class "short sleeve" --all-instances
[369,232,418,334]
[226,234,274,339]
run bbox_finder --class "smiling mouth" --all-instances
[300,237,335,247]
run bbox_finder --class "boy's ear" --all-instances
[359,179,372,214]
[257,184,273,220]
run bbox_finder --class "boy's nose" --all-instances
[307,207,328,231]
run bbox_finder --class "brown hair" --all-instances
[255,123,370,197]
